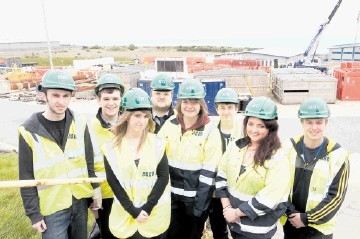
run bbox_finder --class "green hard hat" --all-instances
[214,88,239,103]
[95,73,124,95]
[298,97,330,118]
[38,70,76,91]
[150,74,175,91]
[178,79,205,99]
[121,88,152,110]
[244,96,278,120]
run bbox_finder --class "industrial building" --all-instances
[0,41,62,51]
[328,43,360,62]
[214,48,303,68]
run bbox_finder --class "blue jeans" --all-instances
[42,197,88,239]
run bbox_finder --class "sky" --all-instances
[1,0,360,53]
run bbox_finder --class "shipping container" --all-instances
[201,79,226,116]
[194,69,268,97]
[334,68,360,100]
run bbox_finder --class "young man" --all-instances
[87,73,124,239]
[209,88,243,239]
[283,97,350,239]
[18,70,101,239]
[150,73,175,133]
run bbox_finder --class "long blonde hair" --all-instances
[111,110,155,151]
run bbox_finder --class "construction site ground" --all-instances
[0,97,359,239]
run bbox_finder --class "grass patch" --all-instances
[0,152,94,239]
[0,152,39,239]
[21,57,78,66]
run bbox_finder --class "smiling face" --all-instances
[44,88,72,118]
[301,118,327,143]
[98,89,121,120]
[245,117,269,144]
[151,90,173,112]
[181,99,201,120]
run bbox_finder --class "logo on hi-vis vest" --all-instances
[142,171,155,177]
[320,155,330,162]
[192,131,203,137]
[68,134,77,139]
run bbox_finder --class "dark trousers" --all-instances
[209,198,229,239]
[167,198,209,239]
[230,230,270,239]
[283,221,333,239]
[127,231,167,239]
[98,198,117,239]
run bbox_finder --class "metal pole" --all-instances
[355,11,360,44]
[41,0,54,69]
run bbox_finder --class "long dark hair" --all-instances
[242,116,281,166]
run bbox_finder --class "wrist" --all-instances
[223,205,232,210]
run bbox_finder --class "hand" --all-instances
[223,207,240,223]
[91,187,102,210]
[136,210,149,223]
[288,213,306,228]
[32,219,47,233]
[89,208,99,219]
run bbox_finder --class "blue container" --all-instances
[138,79,182,104]
[138,78,225,116]
[201,79,226,116]
[137,79,152,95]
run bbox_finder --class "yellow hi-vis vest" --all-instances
[18,114,93,216]
[283,136,349,235]
[102,134,171,238]
[88,117,114,198]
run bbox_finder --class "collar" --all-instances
[96,108,120,128]
[152,107,174,119]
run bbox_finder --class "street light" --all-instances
[41,0,54,69]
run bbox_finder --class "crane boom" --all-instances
[295,0,342,67]
[301,0,342,64]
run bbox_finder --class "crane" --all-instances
[295,0,342,71]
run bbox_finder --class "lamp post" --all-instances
[41,0,54,69]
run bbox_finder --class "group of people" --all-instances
[18,70,349,239]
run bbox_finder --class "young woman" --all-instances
[216,96,290,239]
[158,79,223,239]
[102,88,170,239]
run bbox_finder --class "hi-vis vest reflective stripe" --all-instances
[18,113,93,216]
[287,136,349,235]
[88,117,114,198]
[216,144,290,235]
[158,120,222,198]
[102,134,170,238]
